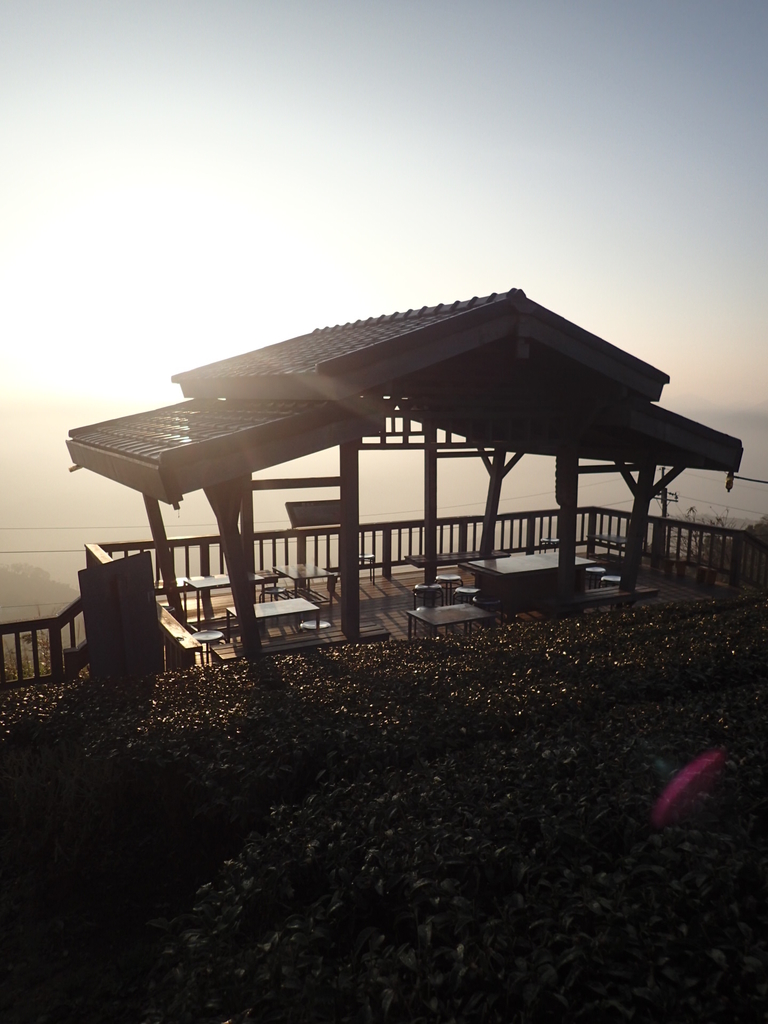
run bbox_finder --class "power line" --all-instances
[676,494,767,517]
[0,523,219,531]
[0,476,657,556]
[0,549,84,555]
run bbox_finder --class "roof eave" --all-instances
[67,403,384,504]
[606,403,743,471]
[173,291,670,403]
[513,295,669,401]
[67,437,181,504]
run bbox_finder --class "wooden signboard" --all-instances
[285,499,341,529]
[78,552,163,679]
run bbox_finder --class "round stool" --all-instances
[436,573,463,603]
[585,566,606,590]
[299,619,331,631]
[413,582,443,608]
[191,629,224,665]
[260,585,289,602]
[540,537,559,551]
[454,586,481,605]
[473,595,503,623]
[359,553,375,582]
[601,575,621,587]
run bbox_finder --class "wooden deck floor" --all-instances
[175,557,743,662]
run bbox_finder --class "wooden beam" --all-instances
[339,441,360,639]
[502,451,525,479]
[479,448,506,558]
[651,465,684,498]
[578,462,642,475]
[204,478,261,659]
[424,423,438,583]
[240,480,255,576]
[251,476,341,490]
[619,464,638,497]
[143,495,184,621]
[621,461,656,592]
[436,450,496,460]
[555,446,579,603]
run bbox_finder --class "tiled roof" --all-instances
[69,399,322,464]
[173,290,518,382]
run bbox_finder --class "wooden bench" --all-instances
[213,620,390,660]
[540,584,659,617]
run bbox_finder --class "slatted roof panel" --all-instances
[173,292,516,382]
[68,399,322,465]
[172,288,670,404]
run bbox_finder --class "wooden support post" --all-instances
[382,527,392,580]
[48,625,64,684]
[240,481,256,602]
[479,447,506,558]
[240,481,255,575]
[424,423,438,584]
[339,441,360,640]
[729,532,743,588]
[200,541,211,578]
[143,494,184,621]
[205,478,261,659]
[620,462,656,593]
[458,520,468,554]
[650,518,666,569]
[296,532,307,564]
[587,510,597,557]
[555,447,579,603]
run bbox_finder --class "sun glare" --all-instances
[1,185,372,405]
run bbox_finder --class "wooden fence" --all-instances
[94,506,577,585]
[80,506,768,593]
[0,598,86,689]
[3,506,768,686]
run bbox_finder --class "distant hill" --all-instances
[0,563,79,622]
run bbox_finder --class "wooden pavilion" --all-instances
[67,288,743,658]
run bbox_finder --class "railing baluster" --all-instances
[15,633,24,682]
[30,630,40,679]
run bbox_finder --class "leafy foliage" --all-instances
[2,596,768,1022]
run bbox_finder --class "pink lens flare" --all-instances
[651,749,726,829]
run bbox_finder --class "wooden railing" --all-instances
[95,507,582,583]
[585,510,768,590]
[4,505,767,687]
[648,516,738,581]
[93,506,766,589]
[1,598,86,689]
[738,532,768,590]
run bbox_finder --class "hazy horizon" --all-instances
[1,2,766,600]
[2,391,766,607]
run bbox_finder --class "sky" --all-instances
[1,0,767,593]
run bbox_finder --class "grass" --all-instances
[1,595,768,1022]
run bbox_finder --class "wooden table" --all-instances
[461,553,595,618]
[587,533,627,558]
[183,572,271,623]
[406,604,498,639]
[406,550,508,570]
[274,563,332,599]
[226,597,320,639]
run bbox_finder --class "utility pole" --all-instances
[658,467,678,518]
